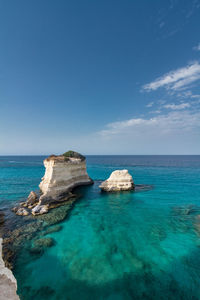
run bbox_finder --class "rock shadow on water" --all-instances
[134,184,153,193]
[75,181,153,197]
[97,181,153,194]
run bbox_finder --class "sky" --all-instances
[0,0,200,155]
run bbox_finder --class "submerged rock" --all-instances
[30,237,55,254]
[37,199,76,225]
[1,244,16,271]
[1,218,47,270]
[172,205,200,217]
[34,237,55,248]
[42,225,62,235]
[149,226,167,241]
[194,215,200,235]
[99,170,134,192]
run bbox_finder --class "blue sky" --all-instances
[0,0,200,154]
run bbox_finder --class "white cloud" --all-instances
[176,91,200,101]
[99,110,200,137]
[193,43,200,51]
[164,103,190,110]
[158,100,166,104]
[191,94,200,99]
[146,102,154,107]
[143,62,200,91]
[149,110,161,114]
[159,22,165,28]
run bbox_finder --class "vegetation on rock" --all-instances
[62,150,85,161]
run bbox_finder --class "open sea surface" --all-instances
[1,155,200,300]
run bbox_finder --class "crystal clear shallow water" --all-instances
[1,156,200,299]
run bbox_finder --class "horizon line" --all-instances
[0,154,200,156]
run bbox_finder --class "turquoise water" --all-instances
[1,156,200,299]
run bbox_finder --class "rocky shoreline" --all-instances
[0,198,78,298]
[1,196,77,271]
[0,238,19,300]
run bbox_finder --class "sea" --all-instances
[0,155,200,300]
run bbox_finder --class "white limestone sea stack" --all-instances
[99,169,134,192]
[13,151,93,216]
[38,152,92,203]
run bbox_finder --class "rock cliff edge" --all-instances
[14,151,93,215]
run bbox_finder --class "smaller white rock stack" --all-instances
[99,169,134,192]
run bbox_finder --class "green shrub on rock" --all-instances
[62,150,85,161]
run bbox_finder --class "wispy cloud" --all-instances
[146,102,154,107]
[191,94,200,99]
[176,90,200,101]
[149,110,161,114]
[99,110,200,137]
[164,103,190,110]
[143,62,200,91]
[193,43,200,51]
[159,21,165,28]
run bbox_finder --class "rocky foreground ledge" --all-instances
[13,151,93,216]
[0,238,19,300]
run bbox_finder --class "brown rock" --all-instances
[15,208,29,216]
[27,191,39,207]
[0,210,5,225]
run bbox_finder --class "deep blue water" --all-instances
[1,155,200,299]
